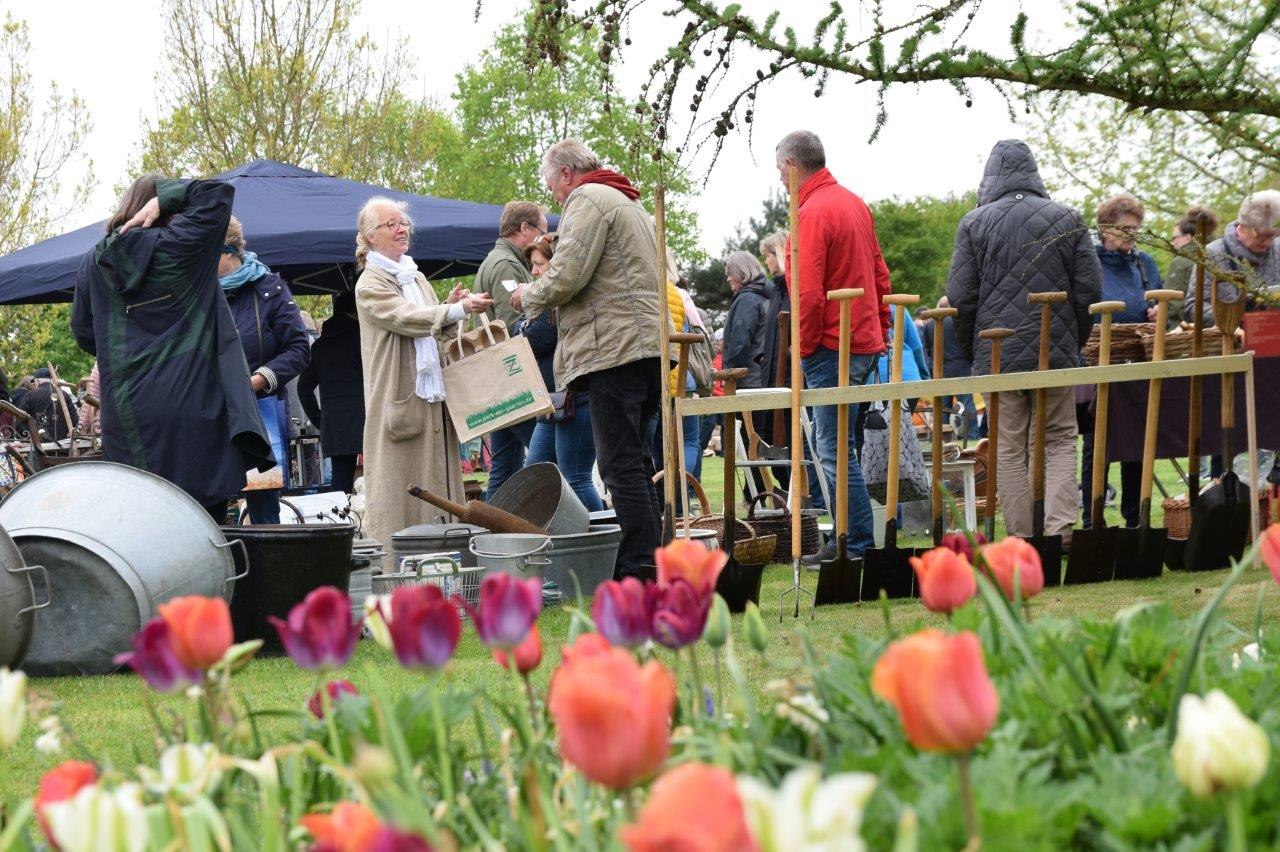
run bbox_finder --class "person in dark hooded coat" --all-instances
[298,290,365,494]
[945,139,1101,544]
[71,175,274,519]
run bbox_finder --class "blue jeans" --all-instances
[485,420,536,501]
[800,347,876,556]
[244,489,281,524]
[646,413,702,493]
[526,398,604,512]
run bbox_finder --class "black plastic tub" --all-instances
[221,524,355,651]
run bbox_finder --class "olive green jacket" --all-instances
[473,238,532,331]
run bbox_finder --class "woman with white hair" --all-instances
[353,196,492,549]
[1188,189,1280,323]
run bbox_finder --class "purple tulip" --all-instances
[387,585,462,670]
[268,586,360,671]
[467,573,542,648]
[367,827,433,851]
[114,618,201,693]
[308,679,360,719]
[651,578,713,650]
[592,578,656,647]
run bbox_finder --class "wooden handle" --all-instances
[407,485,467,518]
[829,288,864,301]
[919,307,958,320]
[1028,291,1068,304]
[655,186,675,537]
[883,293,921,307]
[834,294,852,537]
[1144,289,1184,303]
[670,332,705,344]
[1139,300,1174,504]
[884,301,908,515]
[979,327,1015,340]
[712,367,749,381]
[928,309,947,541]
[788,165,804,562]
[1090,313,1116,527]
[1089,301,1127,315]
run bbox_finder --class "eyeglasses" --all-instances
[524,222,547,236]
[375,220,412,233]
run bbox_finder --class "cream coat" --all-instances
[355,264,465,550]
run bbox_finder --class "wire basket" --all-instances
[371,553,493,612]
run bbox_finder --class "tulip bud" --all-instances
[353,744,397,785]
[0,667,27,750]
[703,595,730,649]
[1172,690,1270,798]
[743,602,769,653]
[1261,524,1280,586]
[364,595,394,650]
[158,743,221,795]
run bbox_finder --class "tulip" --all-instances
[872,629,999,753]
[1172,690,1270,799]
[621,762,758,852]
[364,594,393,650]
[308,680,360,720]
[300,801,382,852]
[156,595,233,670]
[468,572,542,648]
[268,586,360,671]
[743,601,770,653]
[366,828,434,851]
[155,743,221,795]
[654,539,728,593]
[493,624,543,674]
[978,536,1044,600]
[737,765,877,852]
[36,761,97,847]
[386,585,461,670]
[911,547,977,615]
[592,577,656,647]
[43,782,147,852]
[0,667,26,750]
[941,531,986,562]
[703,594,731,649]
[114,618,201,693]
[1260,524,1280,586]
[548,634,675,789]
[652,578,713,649]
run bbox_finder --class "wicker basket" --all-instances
[733,533,778,565]
[1083,323,1153,365]
[746,491,822,561]
[1162,491,1270,543]
[1141,325,1230,361]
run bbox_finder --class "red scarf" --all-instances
[578,168,641,200]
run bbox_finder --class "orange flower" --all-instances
[493,624,544,674]
[978,536,1044,600]
[654,539,728,594]
[35,760,97,848]
[1260,524,1280,586]
[157,595,234,670]
[872,629,999,753]
[911,547,977,614]
[300,801,382,852]
[621,762,759,852]
[548,634,675,789]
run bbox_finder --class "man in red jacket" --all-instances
[778,130,892,561]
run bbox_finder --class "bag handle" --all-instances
[746,490,788,518]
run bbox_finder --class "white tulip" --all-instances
[44,783,148,852]
[1172,690,1270,798]
[0,668,26,750]
[738,765,878,852]
[154,743,221,795]
[364,595,394,650]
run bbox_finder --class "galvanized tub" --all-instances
[469,524,621,597]
[488,463,590,535]
[0,525,48,669]
[391,523,488,568]
[0,462,242,676]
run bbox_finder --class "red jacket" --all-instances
[783,169,892,357]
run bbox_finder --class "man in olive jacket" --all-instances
[511,139,661,578]
[473,201,548,500]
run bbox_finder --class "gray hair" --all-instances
[758,230,787,260]
[724,250,765,284]
[355,196,412,268]
[541,139,602,182]
[775,131,826,171]
[1238,189,1280,232]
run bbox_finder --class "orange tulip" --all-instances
[493,624,543,674]
[911,547,977,614]
[548,634,675,789]
[621,762,759,852]
[872,629,999,753]
[654,539,728,594]
[300,801,382,852]
[157,595,234,670]
[978,536,1044,600]
[1260,524,1280,586]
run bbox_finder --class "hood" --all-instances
[737,275,771,298]
[92,229,163,296]
[977,140,1048,206]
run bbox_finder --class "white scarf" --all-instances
[366,250,446,402]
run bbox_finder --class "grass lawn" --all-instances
[3,448,1270,800]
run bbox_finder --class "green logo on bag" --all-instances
[466,391,535,429]
[503,355,522,376]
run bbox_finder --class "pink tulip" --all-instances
[911,547,978,615]
[467,573,541,648]
[308,680,359,720]
[979,536,1044,601]
[387,585,462,670]
[1260,524,1280,586]
[592,578,657,647]
[941,531,986,563]
[268,587,360,671]
[114,618,200,693]
[651,578,713,650]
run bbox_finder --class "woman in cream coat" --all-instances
[353,196,492,549]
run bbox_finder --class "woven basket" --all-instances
[746,491,822,561]
[733,533,778,565]
[1141,325,1229,361]
[1083,322,1153,365]
[1163,490,1270,543]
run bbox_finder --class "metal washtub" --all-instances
[488,463,589,535]
[469,524,621,596]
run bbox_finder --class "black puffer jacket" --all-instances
[945,140,1101,375]
[723,276,773,388]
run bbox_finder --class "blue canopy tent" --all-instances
[0,159,551,304]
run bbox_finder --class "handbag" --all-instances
[685,324,715,396]
[539,390,576,423]
[860,356,931,503]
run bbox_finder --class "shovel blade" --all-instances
[815,533,862,606]
[1063,527,1116,584]
[1184,477,1251,572]
[715,558,766,613]
[1114,526,1166,579]
[862,548,914,600]
[1028,534,1064,587]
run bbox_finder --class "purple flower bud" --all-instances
[114,618,200,693]
[268,587,360,671]
[651,578,713,650]
[591,578,656,647]
[387,585,462,670]
[467,573,541,649]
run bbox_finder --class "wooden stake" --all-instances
[655,185,676,543]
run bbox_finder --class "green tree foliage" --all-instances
[687,190,787,322]
[872,193,975,309]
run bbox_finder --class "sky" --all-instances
[17,0,1052,257]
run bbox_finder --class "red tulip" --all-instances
[468,573,542,648]
[114,618,201,693]
[911,547,977,614]
[157,595,233,670]
[268,587,360,671]
[651,578,713,650]
[872,629,999,753]
[548,634,675,789]
[308,680,360,720]
[979,536,1044,600]
[1260,524,1280,586]
[365,827,433,851]
[493,624,543,674]
[941,531,986,562]
[592,578,657,647]
[655,539,727,594]
[36,761,97,847]
[387,585,461,670]
[621,762,759,852]
[301,801,382,852]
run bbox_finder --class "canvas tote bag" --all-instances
[441,313,552,442]
[860,356,932,503]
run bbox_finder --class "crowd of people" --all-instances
[64,130,1280,576]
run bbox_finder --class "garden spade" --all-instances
[1063,301,1127,584]
[1172,215,1211,570]
[919,306,958,545]
[815,287,866,606]
[654,186,677,544]
[861,292,921,601]
[1027,291,1068,586]
[780,165,813,619]
[1115,289,1183,579]
[978,327,1015,542]
[713,366,762,609]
